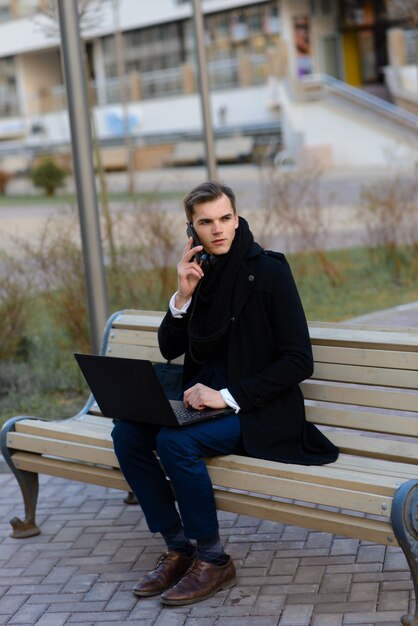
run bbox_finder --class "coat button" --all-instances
[248,274,254,281]
[255,398,263,406]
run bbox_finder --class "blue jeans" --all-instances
[111,414,242,540]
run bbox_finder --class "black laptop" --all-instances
[74,353,233,427]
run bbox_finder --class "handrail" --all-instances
[299,73,418,131]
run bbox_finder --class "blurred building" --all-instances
[0,0,416,171]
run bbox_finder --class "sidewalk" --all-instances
[0,302,416,626]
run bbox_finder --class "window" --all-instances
[0,57,19,116]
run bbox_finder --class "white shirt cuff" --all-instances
[220,388,241,413]
[169,291,192,318]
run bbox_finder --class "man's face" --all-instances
[191,193,239,256]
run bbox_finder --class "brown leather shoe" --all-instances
[132,550,196,597]
[160,556,237,605]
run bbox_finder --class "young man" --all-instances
[112,181,338,606]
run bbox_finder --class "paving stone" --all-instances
[153,613,188,626]
[214,616,277,626]
[45,601,106,613]
[0,594,28,614]
[7,602,48,624]
[342,612,406,623]
[269,558,298,576]
[348,582,379,603]
[279,603,314,625]
[315,601,377,614]
[184,617,216,626]
[6,584,62,595]
[286,593,347,605]
[23,558,60,576]
[62,574,98,594]
[105,590,137,611]
[311,615,342,626]
[306,532,334,549]
[67,611,129,622]
[383,549,408,571]
[84,582,120,602]
[356,545,386,563]
[34,613,70,625]
[293,565,324,584]
[377,590,410,611]
[250,596,286,615]
[320,573,351,593]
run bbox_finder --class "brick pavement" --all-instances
[0,301,417,626]
[0,472,414,626]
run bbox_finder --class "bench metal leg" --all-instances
[391,479,418,626]
[1,417,41,538]
[124,491,138,504]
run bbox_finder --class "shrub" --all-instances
[358,173,418,281]
[0,252,32,359]
[0,169,11,194]
[31,157,67,196]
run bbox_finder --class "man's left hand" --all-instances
[183,384,227,410]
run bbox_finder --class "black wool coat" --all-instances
[158,242,339,465]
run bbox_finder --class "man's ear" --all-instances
[234,213,239,229]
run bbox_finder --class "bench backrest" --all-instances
[99,309,418,467]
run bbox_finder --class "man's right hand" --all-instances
[175,237,204,309]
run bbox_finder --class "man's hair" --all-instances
[183,181,236,222]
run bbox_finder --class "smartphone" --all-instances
[186,223,204,263]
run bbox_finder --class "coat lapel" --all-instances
[232,261,258,319]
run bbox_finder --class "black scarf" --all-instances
[188,216,254,362]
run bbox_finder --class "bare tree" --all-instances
[258,163,342,286]
[34,0,105,38]
[34,0,118,280]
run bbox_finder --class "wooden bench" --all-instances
[1,309,417,625]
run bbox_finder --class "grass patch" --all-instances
[0,190,184,206]
[0,244,417,427]
[290,246,418,321]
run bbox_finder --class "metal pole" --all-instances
[57,0,108,353]
[191,0,218,180]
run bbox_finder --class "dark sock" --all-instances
[161,523,195,556]
[196,530,228,565]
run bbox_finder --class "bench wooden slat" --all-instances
[214,491,397,545]
[12,452,129,491]
[206,455,403,495]
[12,450,398,546]
[309,320,417,334]
[14,418,114,448]
[7,432,119,467]
[305,401,418,437]
[308,326,418,350]
[107,344,166,362]
[327,432,418,464]
[111,314,418,350]
[335,454,418,479]
[112,313,164,330]
[301,381,418,412]
[7,424,409,496]
[312,345,418,370]
[107,343,184,365]
[109,329,160,348]
[312,362,418,390]
[207,466,392,517]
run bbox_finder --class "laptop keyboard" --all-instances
[173,407,212,425]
